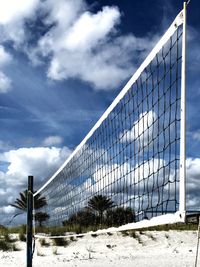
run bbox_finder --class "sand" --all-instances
[0,230,199,267]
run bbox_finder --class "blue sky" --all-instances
[0,0,199,224]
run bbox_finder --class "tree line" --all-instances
[9,191,135,228]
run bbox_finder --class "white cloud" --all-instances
[3,205,15,214]
[65,7,120,52]
[0,0,158,90]
[186,158,200,181]
[0,0,40,46]
[0,0,39,25]
[0,146,71,179]
[42,0,85,27]
[0,71,11,93]
[0,146,72,224]
[36,4,127,89]
[91,158,169,196]
[43,135,63,146]
[82,156,200,212]
[1,146,199,225]
[120,110,157,147]
[28,1,156,90]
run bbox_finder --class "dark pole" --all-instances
[27,175,33,267]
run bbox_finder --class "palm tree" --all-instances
[10,190,49,225]
[35,212,50,227]
[88,195,114,225]
[10,190,47,211]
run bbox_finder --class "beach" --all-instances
[0,230,198,267]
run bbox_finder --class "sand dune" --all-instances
[0,230,198,267]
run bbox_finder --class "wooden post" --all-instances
[27,176,33,267]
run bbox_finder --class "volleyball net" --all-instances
[33,9,186,236]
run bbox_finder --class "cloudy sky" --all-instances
[0,0,199,224]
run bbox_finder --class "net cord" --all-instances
[34,10,184,198]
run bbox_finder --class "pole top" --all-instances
[28,176,33,191]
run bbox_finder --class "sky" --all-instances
[0,0,199,225]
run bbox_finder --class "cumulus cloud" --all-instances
[0,0,40,45]
[64,7,120,52]
[0,1,37,96]
[0,146,71,180]
[79,156,200,212]
[0,145,71,224]
[10,146,199,225]
[27,0,157,90]
[0,0,39,25]
[42,135,63,146]
[45,154,177,222]
[91,158,172,194]
[35,4,127,89]
[120,110,157,147]
[0,0,159,90]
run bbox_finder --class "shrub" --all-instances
[53,238,70,247]
[19,232,26,242]
[39,238,50,247]
[107,232,113,236]
[129,231,137,238]
[91,234,98,238]
[12,244,21,251]
[4,233,12,243]
[0,225,7,235]
[121,231,129,237]
[0,240,11,251]
[70,236,77,242]
[106,207,135,226]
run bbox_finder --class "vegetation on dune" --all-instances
[0,225,6,231]
[0,229,20,251]
[62,195,115,232]
[39,238,50,247]
[0,239,12,251]
[106,207,135,226]
[63,208,96,228]
[53,238,70,247]
[0,221,197,250]
[19,232,26,242]
[0,193,197,249]
[63,195,135,231]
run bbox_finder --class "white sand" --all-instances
[0,231,198,267]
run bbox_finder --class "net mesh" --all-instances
[34,21,183,232]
